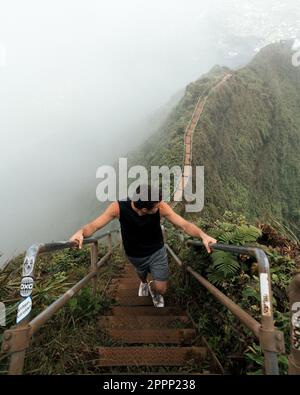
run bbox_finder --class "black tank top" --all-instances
[117,198,164,257]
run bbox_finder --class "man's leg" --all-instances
[135,268,150,296]
[148,247,169,307]
[126,255,148,283]
[149,280,168,295]
[149,246,169,294]
[136,270,148,284]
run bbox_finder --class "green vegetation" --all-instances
[128,41,300,236]
[0,244,123,374]
[127,66,231,172]
[165,209,299,374]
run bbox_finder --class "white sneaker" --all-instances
[138,282,149,296]
[148,281,164,308]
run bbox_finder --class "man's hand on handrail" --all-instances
[201,234,217,254]
[159,202,217,253]
[69,203,119,249]
[69,229,84,249]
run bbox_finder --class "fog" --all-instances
[1,0,300,267]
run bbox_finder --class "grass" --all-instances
[164,211,299,375]
[0,243,123,375]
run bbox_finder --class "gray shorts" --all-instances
[126,246,169,281]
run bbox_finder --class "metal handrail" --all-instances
[21,230,119,277]
[1,229,120,375]
[1,225,288,375]
[163,230,285,375]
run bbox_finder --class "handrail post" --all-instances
[179,233,190,288]
[184,239,285,375]
[184,263,190,289]
[182,259,190,289]
[90,241,98,297]
[161,225,167,243]
[288,273,300,374]
[108,232,112,254]
[255,249,285,375]
[1,322,31,375]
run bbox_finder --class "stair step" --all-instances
[99,316,191,329]
[121,271,136,276]
[117,283,142,290]
[111,277,140,284]
[118,275,141,279]
[116,288,144,297]
[117,281,143,289]
[97,346,207,366]
[116,281,140,288]
[118,279,140,284]
[110,306,184,316]
[123,267,136,273]
[106,329,196,344]
[115,296,153,306]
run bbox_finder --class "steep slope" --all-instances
[129,41,300,235]
[193,40,300,231]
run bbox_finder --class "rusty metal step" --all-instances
[118,277,140,282]
[99,316,190,329]
[115,296,153,306]
[121,270,136,276]
[116,281,140,288]
[116,280,140,290]
[96,346,207,366]
[110,306,184,316]
[117,283,142,290]
[106,329,196,344]
[123,266,135,272]
[115,288,142,297]
[117,276,153,283]
[117,281,140,288]
[112,276,140,282]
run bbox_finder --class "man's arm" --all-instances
[159,201,217,253]
[69,201,119,249]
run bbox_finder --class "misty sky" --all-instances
[1,0,300,266]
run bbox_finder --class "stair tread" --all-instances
[97,346,207,366]
[106,328,196,344]
[116,289,146,297]
[99,315,191,329]
[115,296,154,306]
[110,306,184,316]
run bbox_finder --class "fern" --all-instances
[213,223,261,246]
[208,251,240,285]
[231,225,262,245]
[206,222,262,285]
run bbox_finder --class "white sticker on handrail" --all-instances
[0,302,5,326]
[23,257,35,277]
[291,302,300,350]
[16,296,32,324]
[20,277,34,297]
[259,273,271,316]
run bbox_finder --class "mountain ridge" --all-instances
[128,40,300,234]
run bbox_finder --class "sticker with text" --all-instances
[259,273,271,316]
[291,302,300,350]
[20,277,34,297]
[16,296,32,324]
